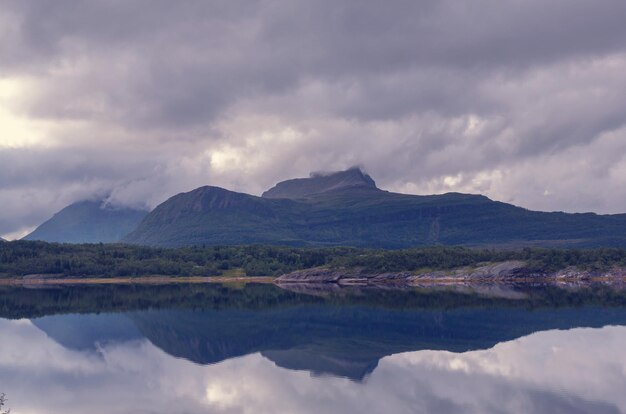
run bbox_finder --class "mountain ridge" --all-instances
[122,168,626,248]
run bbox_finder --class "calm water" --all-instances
[2,283,626,413]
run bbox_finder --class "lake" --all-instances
[1,282,626,413]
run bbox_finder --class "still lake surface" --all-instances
[2,282,626,413]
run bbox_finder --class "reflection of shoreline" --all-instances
[277,282,532,300]
[0,276,276,286]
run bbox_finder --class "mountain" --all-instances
[0,237,6,242]
[123,168,626,248]
[262,167,377,199]
[32,313,143,350]
[24,200,148,244]
[129,305,626,381]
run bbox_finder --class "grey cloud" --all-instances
[1,0,626,236]
[8,0,626,70]
[256,0,626,74]
[5,0,626,126]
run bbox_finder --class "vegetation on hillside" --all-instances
[1,240,626,278]
[0,241,352,277]
[335,247,626,273]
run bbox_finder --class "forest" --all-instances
[1,240,626,278]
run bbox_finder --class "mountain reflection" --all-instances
[2,283,626,413]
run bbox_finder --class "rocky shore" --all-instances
[276,261,626,285]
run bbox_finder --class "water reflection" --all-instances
[1,283,626,413]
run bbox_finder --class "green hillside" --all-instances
[123,169,626,248]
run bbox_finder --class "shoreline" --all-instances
[1,275,626,287]
[275,262,626,285]
[275,276,626,286]
[2,262,626,287]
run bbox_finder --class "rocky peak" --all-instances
[262,167,378,199]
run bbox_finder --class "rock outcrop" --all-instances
[276,262,626,285]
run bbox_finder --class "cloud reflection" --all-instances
[1,319,625,413]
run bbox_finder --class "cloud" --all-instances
[1,0,626,236]
[1,319,625,413]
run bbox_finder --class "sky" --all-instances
[2,0,626,239]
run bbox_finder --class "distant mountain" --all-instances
[123,168,626,248]
[24,200,148,244]
[0,237,6,242]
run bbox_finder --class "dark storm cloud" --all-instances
[5,0,626,126]
[1,0,626,237]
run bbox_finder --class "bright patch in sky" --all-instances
[0,78,49,148]
[1,226,36,241]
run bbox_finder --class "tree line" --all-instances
[1,240,626,278]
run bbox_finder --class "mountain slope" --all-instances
[122,186,306,246]
[24,200,148,244]
[123,169,626,248]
